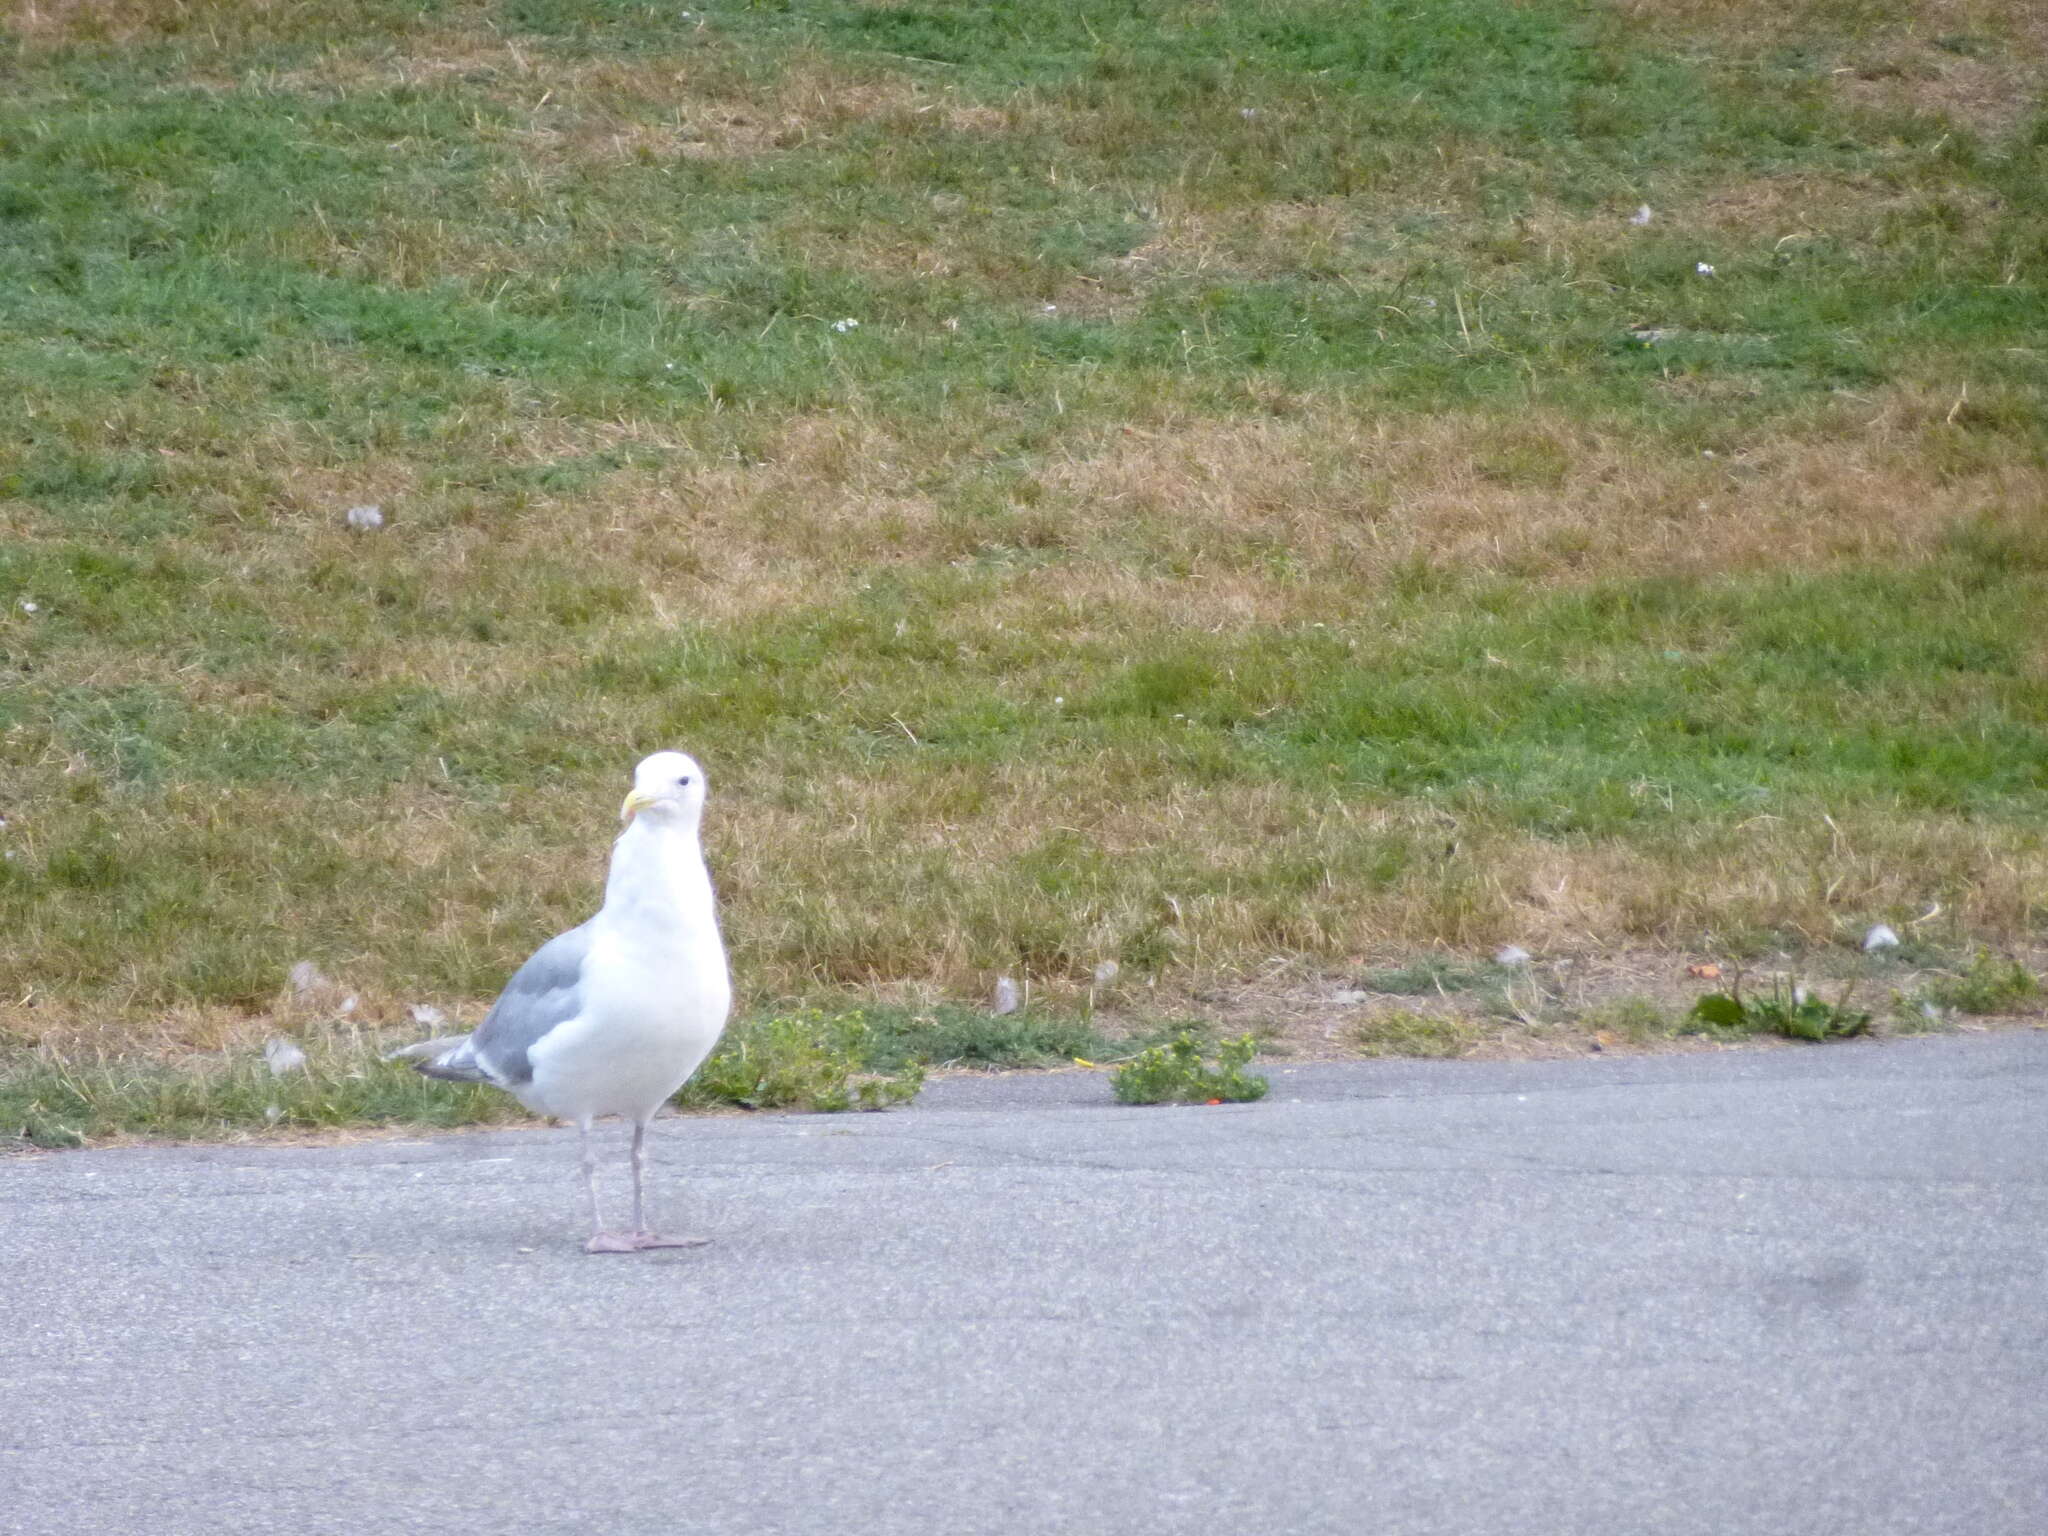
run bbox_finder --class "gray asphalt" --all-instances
[5,1034,2046,1535]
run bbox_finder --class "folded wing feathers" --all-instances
[407,1036,496,1083]
[380,1034,473,1065]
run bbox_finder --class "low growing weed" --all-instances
[1919,949,2040,1015]
[856,1004,1112,1072]
[1688,974,1873,1042]
[1112,1031,1268,1105]
[677,1010,923,1112]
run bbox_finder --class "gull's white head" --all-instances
[620,750,709,827]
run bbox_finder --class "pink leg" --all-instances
[625,1117,708,1250]
[580,1120,641,1255]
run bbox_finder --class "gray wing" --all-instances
[419,922,591,1088]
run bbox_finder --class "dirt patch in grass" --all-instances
[1614,0,2047,139]
[1114,197,1359,282]
[477,51,1017,167]
[6,0,412,47]
[1688,170,2002,239]
[1834,39,2047,141]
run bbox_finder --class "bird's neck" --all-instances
[599,817,721,949]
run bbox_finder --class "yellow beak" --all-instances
[620,788,658,824]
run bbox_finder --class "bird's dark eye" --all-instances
[677,775,692,787]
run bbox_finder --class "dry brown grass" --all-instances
[7,0,448,48]
[711,766,2048,998]
[8,0,260,43]
[1032,403,1991,578]
[1614,0,2047,138]
[8,762,2046,1064]
[449,388,2043,632]
[1115,197,1359,281]
[269,40,1017,167]
[48,372,2009,651]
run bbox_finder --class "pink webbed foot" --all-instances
[583,1231,709,1254]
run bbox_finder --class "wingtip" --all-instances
[382,1034,470,1064]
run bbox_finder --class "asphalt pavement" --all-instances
[5,1033,2045,1535]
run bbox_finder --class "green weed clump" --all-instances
[679,1010,923,1112]
[1688,976,1873,1042]
[680,1002,1113,1112]
[1112,1031,1268,1105]
[1920,949,2040,1015]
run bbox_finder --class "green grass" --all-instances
[1584,995,1681,1047]
[1,1039,526,1149]
[1360,957,1515,998]
[3,1,2046,1121]
[1351,1009,1481,1059]
[1919,949,2041,1016]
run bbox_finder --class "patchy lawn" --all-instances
[3,1,2044,1132]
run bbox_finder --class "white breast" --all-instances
[520,816,732,1122]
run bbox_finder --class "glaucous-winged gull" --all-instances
[405,751,731,1253]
